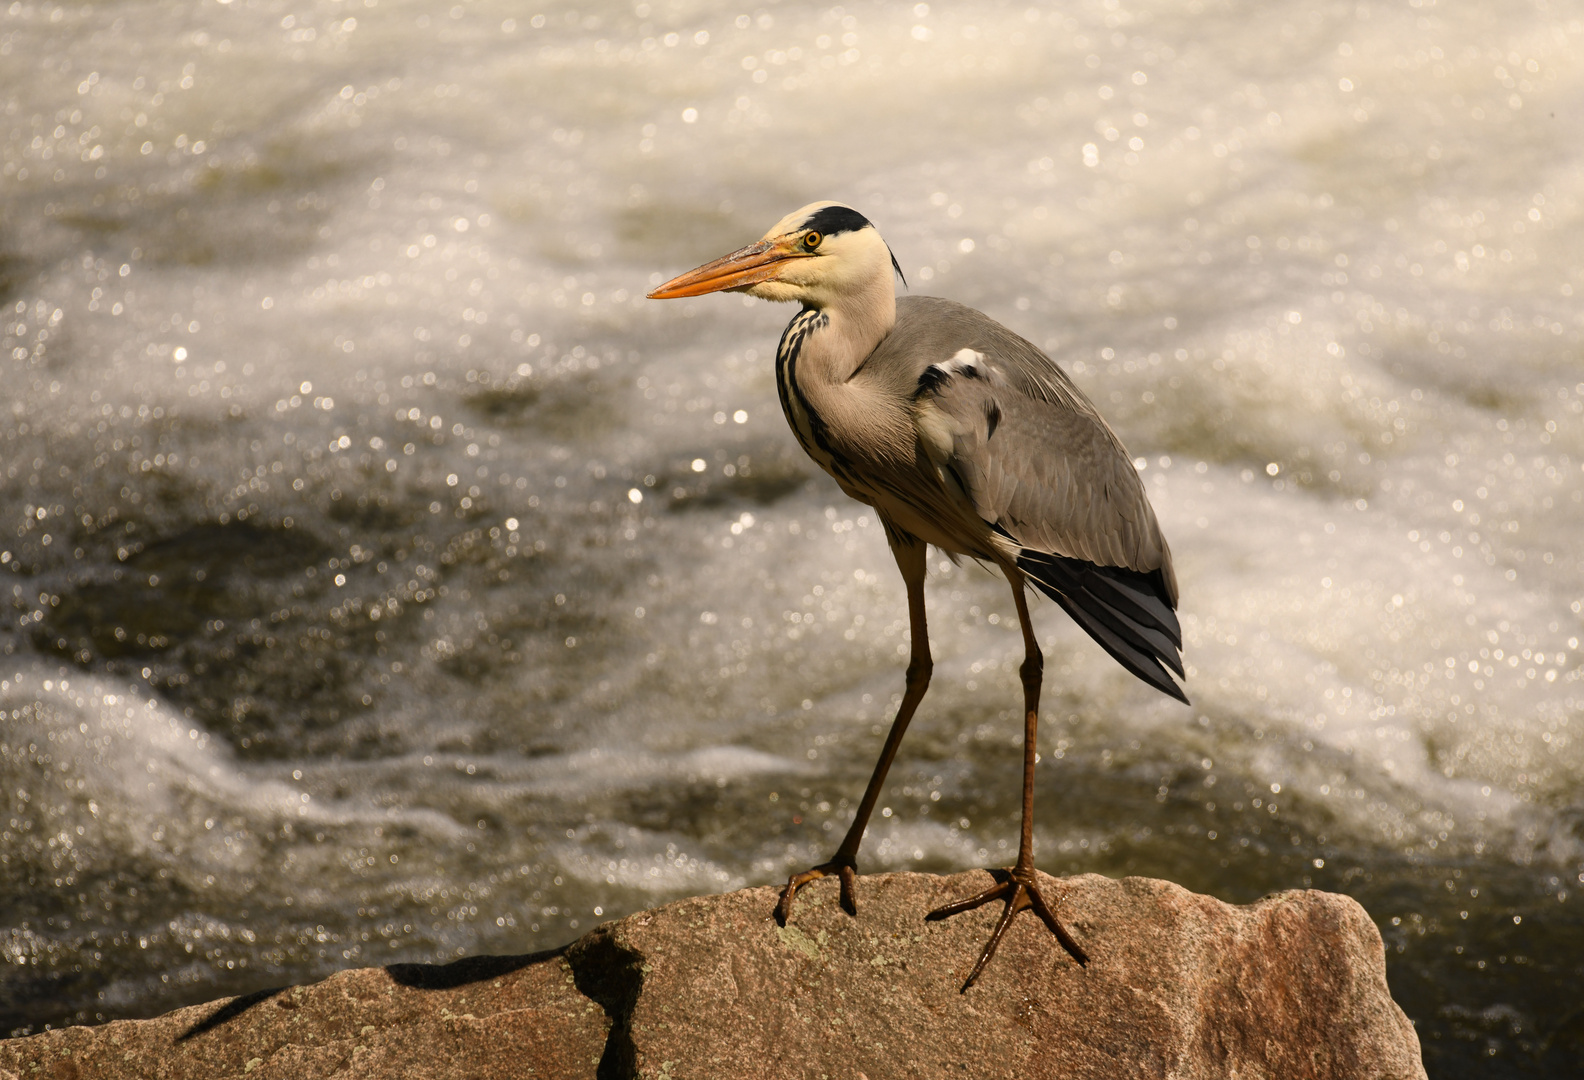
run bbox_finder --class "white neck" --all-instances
[799,266,896,384]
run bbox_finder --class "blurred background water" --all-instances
[2,0,1582,1072]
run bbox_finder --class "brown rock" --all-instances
[0,872,1426,1080]
[0,951,608,1080]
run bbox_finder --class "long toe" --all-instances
[925,877,1012,922]
[838,863,858,916]
[926,869,1086,989]
[1024,880,1088,965]
[775,858,860,926]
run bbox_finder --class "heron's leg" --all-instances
[775,537,931,925]
[925,574,1087,989]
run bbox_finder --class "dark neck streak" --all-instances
[775,288,899,495]
[775,308,843,471]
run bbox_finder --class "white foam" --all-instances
[0,666,470,891]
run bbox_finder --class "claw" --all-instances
[926,868,1086,990]
[837,862,857,915]
[774,856,859,925]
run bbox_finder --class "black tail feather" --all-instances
[1074,565,1182,649]
[1015,548,1189,704]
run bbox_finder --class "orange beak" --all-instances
[647,239,800,299]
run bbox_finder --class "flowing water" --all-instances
[3,0,1583,1072]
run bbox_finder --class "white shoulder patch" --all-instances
[924,348,987,381]
[948,347,985,370]
[918,347,1002,401]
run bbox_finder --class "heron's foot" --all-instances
[925,866,1088,991]
[774,855,859,926]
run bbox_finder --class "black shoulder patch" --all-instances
[914,364,951,397]
[801,204,872,237]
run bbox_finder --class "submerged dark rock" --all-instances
[0,871,1425,1079]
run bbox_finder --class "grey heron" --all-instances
[649,201,1188,989]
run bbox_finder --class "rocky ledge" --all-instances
[0,871,1426,1079]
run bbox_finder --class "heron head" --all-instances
[648,201,905,307]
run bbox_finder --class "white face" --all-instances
[744,202,897,307]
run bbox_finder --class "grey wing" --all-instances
[908,308,1186,701]
[909,319,1175,589]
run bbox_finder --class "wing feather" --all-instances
[894,298,1175,593]
[888,297,1186,701]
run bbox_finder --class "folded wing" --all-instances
[903,299,1187,702]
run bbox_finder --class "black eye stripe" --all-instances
[791,205,905,286]
[799,205,871,237]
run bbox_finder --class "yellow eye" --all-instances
[803,231,822,250]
